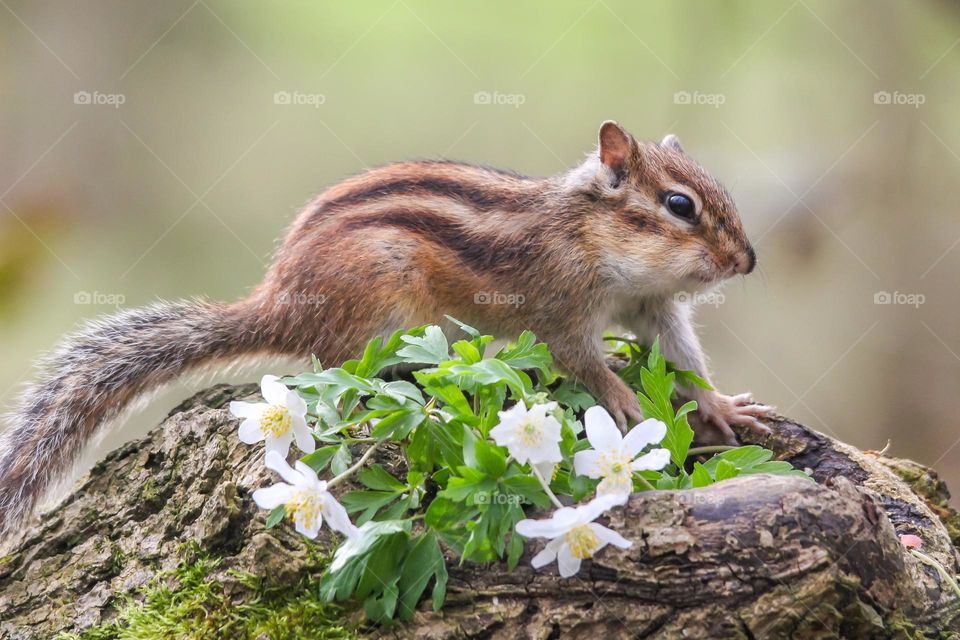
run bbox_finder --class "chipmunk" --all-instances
[0,120,773,538]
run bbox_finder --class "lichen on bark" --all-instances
[0,383,958,639]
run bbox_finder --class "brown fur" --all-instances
[0,121,769,540]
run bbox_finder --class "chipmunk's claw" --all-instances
[695,391,775,443]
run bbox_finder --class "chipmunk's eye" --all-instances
[665,192,696,221]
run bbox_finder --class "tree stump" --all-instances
[0,384,957,639]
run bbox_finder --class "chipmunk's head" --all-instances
[575,121,755,294]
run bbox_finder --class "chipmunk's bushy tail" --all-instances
[0,299,265,539]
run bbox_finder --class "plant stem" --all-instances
[910,549,960,598]
[327,441,382,489]
[635,474,657,491]
[687,445,737,456]
[530,464,564,509]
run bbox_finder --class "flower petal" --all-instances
[591,522,632,549]
[596,475,632,497]
[237,418,265,444]
[230,400,264,419]
[265,431,294,458]
[516,507,578,539]
[584,406,622,453]
[532,461,556,482]
[496,402,527,427]
[573,450,602,478]
[540,414,563,441]
[265,451,303,485]
[291,417,316,454]
[261,375,289,405]
[526,402,548,422]
[622,418,667,455]
[322,495,360,538]
[252,483,293,509]
[295,518,321,539]
[286,389,308,417]
[527,439,563,465]
[575,493,627,525]
[293,460,321,485]
[489,423,514,447]
[530,537,563,569]
[631,448,671,472]
[556,543,582,577]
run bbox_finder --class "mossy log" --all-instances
[0,382,958,639]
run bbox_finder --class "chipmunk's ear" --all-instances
[598,120,636,186]
[660,133,684,153]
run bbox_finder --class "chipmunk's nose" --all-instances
[734,246,756,275]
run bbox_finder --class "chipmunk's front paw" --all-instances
[602,383,645,432]
[694,391,775,444]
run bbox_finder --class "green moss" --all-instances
[54,549,360,640]
[139,478,160,503]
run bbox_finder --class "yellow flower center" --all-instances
[260,404,292,438]
[285,489,323,529]
[565,524,601,559]
[518,420,542,447]
[597,451,634,494]
[598,452,632,481]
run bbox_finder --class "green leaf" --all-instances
[265,505,285,529]
[552,379,597,412]
[329,519,411,573]
[378,380,426,405]
[341,490,403,524]
[370,408,426,441]
[419,379,473,417]
[495,330,555,382]
[397,532,447,620]
[474,440,507,478]
[501,474,552,508]
[444,315,480,338]
[506,529,524,570]
[691,462,713,488]
[310,368,378,394]
[408,416,463,470]
[331,443,352,476]
[702,445,810,479]
[447,359,531,397]
[714,459,739,481]
[359,465,407,492]
[397,325,450,364]
[662,413,695,469]
[300,445,340,474]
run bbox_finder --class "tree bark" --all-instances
[0,383,957,639]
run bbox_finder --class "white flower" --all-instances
[573,406,670,496]
[516,493,632,577]
[230,375,314,457]
[253,451,359,539]
[489,401,562,466]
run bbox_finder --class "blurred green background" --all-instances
[2,1,959,497]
